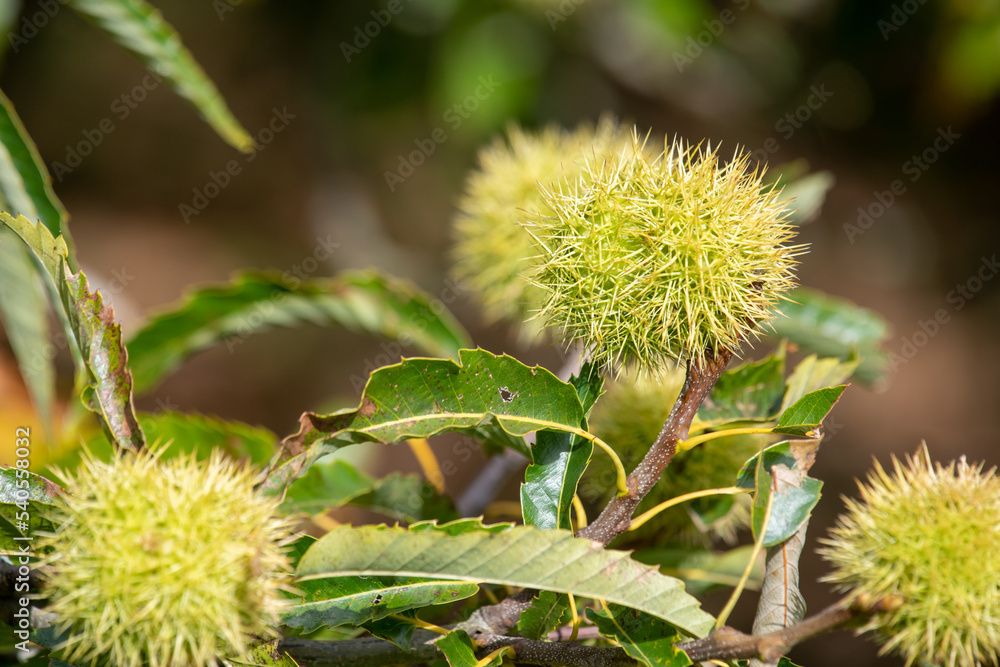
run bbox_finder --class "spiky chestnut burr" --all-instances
[451,118,631,334]
[528,133,802,372]
[820,445,1000,667]
[39,449,296,667]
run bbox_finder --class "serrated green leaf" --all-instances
[772,386,845,437]
[353,473,458,524]
[286,534,316,569]
[281,574,480,633]
[296,524,715,638]
[282,526,477,634]
[67,0,252,152]
[0,213,144,451]
[752,469,821,548]
[696,350,786,427]
[140,410,276,462]
[409,518,514,535]
[127,270,471,395]
[227,639,300,666]
[261,349,588,496]
[435,630,494,667]
[737,442,822,547]
[0,228,53,433]
[587,604,692,667]
[361,611,419,651]
[279,457,457,523]
[0,89,68,237]
[280,459,375,515]
[29,624,68,652]
[769,288,889,384]
[521,362,604,530]
[41,411,276,479]
[781,355,858,413]
[0,466,62,507]
[516,590,571,640]
[0,466,63,552]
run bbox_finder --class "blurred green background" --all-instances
[1,0,998,664]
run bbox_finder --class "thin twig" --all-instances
[280,597,899,666]
[677,597,900,663]
[577,348,732,545]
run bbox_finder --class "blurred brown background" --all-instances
[1,0,998,664]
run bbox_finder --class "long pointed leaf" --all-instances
[781,354,858,412]
[587,605,692,667]
[769,288,889,384]
[696,350,786,427]
[0,466,63,552]
[68,0,253,151]
[261,349,586,495]
[738,441,823,547]
[126,270,471,395]
[0,213,143,451]
[772,385,846,437]
[0,89,68,236]
[516,590,571,640]
[282,575,480,632]
[436,630,504,667]
[46,411,277,477]
[0,229,54,431]
[520,362,603,530]
[0,89,70,436]
[296,524,715,638]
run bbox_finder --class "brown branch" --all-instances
[577,348,732,545]
[279,631,638,667]
[479,634,637,667]
[280,597,897,667]
[279,635,437,666]
[281,350,740,666]
[456,348,733,639]
[677,597,901,663]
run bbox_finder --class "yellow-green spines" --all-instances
[529,134,802,371]
[40,449,295,667]
[820,445,1000,667]
[451,119,631,333]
